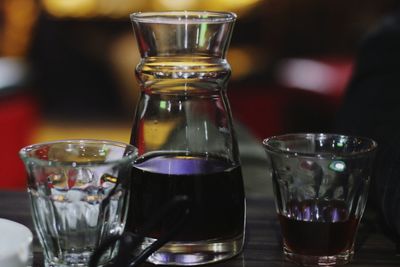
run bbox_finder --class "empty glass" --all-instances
[19,139,137,267]
[263,133,377,266]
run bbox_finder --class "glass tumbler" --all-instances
[263,133,377,266]
[19,140,137,267]
[127,11,245,266]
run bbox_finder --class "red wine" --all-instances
[126,154,245,242]
[278,200,360,256]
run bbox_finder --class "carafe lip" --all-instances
[130,11,236,24]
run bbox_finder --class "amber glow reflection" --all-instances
[42,0,97,17]
[0,0,38,56]
[41,0,262,18]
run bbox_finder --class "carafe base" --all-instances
[143,234,244,266]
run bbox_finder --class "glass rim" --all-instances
[130,11,237,24]
[263,133,378,159]
[19,139,137,167]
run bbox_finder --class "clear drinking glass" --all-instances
[127,11,245,266]
[263,133,377,266]
[19,140,137,267]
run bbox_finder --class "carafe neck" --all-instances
[131,11,236,59]
[136,56,231,93]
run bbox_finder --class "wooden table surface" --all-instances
[0,190,399,267]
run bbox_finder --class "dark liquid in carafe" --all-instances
[278,200,360,256]
[126,153,245,242]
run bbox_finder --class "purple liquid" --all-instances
[126,154,245,242]
[279,200,360,256]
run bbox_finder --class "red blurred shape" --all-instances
[229,57,354,140]
[0,93,38,190]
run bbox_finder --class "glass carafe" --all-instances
[127,11,245,266]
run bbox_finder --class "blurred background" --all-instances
[0,0,398,189]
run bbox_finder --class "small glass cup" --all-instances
[263,133,377,266]
[19,139,137,267]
